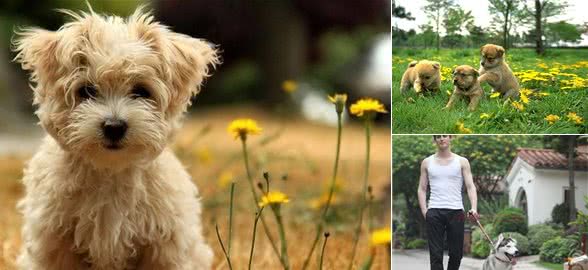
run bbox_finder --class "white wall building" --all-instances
[504,146,588,225]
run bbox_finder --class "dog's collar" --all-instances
[494,254,515,265]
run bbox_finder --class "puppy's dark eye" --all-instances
[424,76,430,79]
[78,85,97,100]
[131,85,151,99]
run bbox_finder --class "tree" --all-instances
[466,23,489,47]
[546,136,581,223]
[519,0,569,54]
[442,6,474,48]
[546,21,582,45]
[424,0,455,51]
[488,0,522,49]
[392,0,415,46]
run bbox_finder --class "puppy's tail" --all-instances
[408,61,418,68]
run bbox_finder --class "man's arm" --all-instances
[462,158,479,219]
[417,159,429,218]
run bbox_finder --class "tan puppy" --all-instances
[13,7,219,270]
[445,65,484,111]
[400,60,441,94]
[478,44,519,99]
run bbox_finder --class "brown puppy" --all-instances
[478,44,519,99]
[400,60,441,94]
[444,65,484,111]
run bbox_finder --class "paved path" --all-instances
[393,249,550,270]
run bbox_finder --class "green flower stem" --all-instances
[228,182,235,255]
[248,207,264,270]
[302,110,344,270]
[273,206,290,270]
[240,139,287,269]
[319,234,329,270]
[347,118,372,270]
[215,224,233,270]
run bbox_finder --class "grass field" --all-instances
[392,48,588,134]
[0,105,391,270]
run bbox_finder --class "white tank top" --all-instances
[426,153,464,210]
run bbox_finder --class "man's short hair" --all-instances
[433,135,453,140]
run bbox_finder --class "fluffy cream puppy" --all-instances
[13,7,219,270]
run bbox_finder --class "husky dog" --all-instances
[482,234,520,270]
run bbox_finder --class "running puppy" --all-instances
[444,65,483,111]
[13,6,219,270]
[482,234,519,270]
[478,44,520,99]
[400,60,441,94]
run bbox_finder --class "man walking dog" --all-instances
[418,135,479,270]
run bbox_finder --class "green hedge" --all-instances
[494,207,528,235]
[406,238,427,249]
[528,225,560,255]
[472,239,492,258]
[539,237,579,263]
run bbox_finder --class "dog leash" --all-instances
[471,213,496,253]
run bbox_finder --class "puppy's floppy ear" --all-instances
[163,33,220,106]
[496,45,505,57]
[432,61,440,70]
[12,28,59,88]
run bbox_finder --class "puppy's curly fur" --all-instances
[13,7,219,270]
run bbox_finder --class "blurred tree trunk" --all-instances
[255,1,307,107]
[534,0,544,55]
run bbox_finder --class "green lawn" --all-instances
[535,261,563,270]
[392,48,588,134]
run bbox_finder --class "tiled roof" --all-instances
[517,146,588,170]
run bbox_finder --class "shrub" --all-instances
[502,232,530,255]
[406,238,427,249]
[540,237,580,263]
[528,225,560,255]
[472,223,495,244]
[494,207,528,235]
[472,239,492,258]
[552,203,572,226]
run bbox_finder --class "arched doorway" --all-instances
[515,187,528,216]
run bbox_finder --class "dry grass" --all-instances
[0,105,391,269]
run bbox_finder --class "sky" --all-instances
[393,0,588,45]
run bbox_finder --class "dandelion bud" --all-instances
[263,171,269,181]
[257,182,264,190]
[324,232,330,238]
[328,93,348,114]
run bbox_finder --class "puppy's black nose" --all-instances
[102,119,127,142]
[514,251,520,256]
[480,61,484,66]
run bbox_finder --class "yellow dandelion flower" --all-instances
[456,122,473,134]
[309,193,340,209]
[538,92,550,96]
[227,118,262,140]
[511,101,524,111]
[370,228,392,246]
[195,147,213,164]
[520,88,533,96]
[480,113,491,120]
[520,93,529,104]
[566,112,584,124]
[349,98,387,117]
[259,191,290,207]
[490,92,501,98]
[544,114,560,125]
[537,63,548,69]
[217,171,233,188]
[282,80,298,93]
